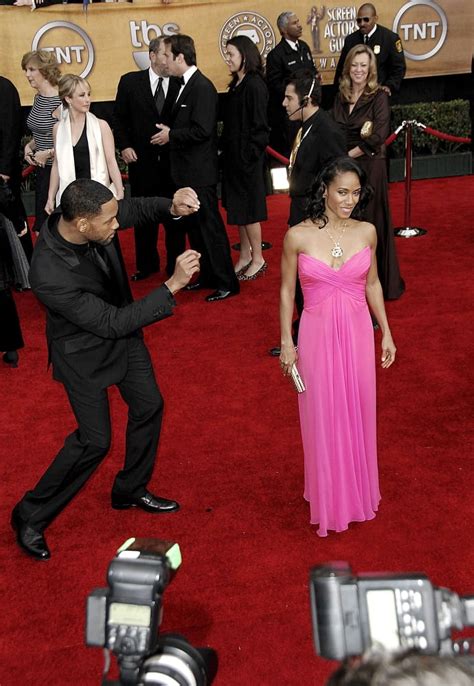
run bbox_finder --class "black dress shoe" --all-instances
[11,505,50,560]
[130,270,157,282]
[111,490,180,513]
[3,351,19,367]
[205,289,235,302]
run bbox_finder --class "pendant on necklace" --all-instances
[331,245,343,258]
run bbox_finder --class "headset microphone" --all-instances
[287,103,306,117]
[287,78,317,118]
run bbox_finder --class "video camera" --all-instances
[86,537,217,685]
[310,562,474,661]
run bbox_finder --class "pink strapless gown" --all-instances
[297,247,380,536]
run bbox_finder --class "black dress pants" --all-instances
[130,161,185,276]
[18,337,164,531]
[184,185,239,293]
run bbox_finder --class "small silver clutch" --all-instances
[290,364,306,393]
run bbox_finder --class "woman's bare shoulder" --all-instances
[349,219,376,243]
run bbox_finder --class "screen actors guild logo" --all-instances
[219,12,276,61]
[307,6,325,54]
[393,0,448,61]
[32,21,94,78]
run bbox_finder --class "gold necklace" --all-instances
[325,222,347,258]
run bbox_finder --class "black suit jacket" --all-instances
[0,76,27,232]
[168,69,219,188]
[288,109,346,226]
[266,38,317,107]
[29,197,176,390]
[334,25,406,94]
[113,70,180,193]
[0,76,22,178]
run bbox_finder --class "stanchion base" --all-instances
[394,226,428,238]
[231,241,273,251]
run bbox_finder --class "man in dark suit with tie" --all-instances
[334,3,406,96]
[154,34,239,302]
[266,11,319,157]
[11,179,201,559]
[114,37,182,281]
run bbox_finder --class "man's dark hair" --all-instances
[61,180,114,222]
[164,34,197,67]
[326,648,474,686]
[285,68,322,107]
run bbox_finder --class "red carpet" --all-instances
[1,176,473,684]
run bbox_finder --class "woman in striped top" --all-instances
[22,50,62,232]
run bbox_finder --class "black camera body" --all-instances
[86,538,217,686]
[310,562,474,661]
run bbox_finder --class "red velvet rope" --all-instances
[384,132,399,146]
[266,146,290,166]
[419,125,471,144]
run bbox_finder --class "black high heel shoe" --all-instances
[3,351,19,367]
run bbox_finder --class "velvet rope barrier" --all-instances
[415,124,471,145]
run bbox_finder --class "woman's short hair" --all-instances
[306,156,372,225]
[339,45,379,102]
[226,35,264,87]
[58,74,90,107]
[21,50,62,86]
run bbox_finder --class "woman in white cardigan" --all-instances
[46,74,124,214]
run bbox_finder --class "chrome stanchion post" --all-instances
[394,120,427,238]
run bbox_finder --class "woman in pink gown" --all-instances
[279,157,396,536]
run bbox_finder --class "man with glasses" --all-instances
[333,3,406,96]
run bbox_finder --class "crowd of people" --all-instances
[1,3,411,554]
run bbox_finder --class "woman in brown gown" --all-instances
[332,44,404,300]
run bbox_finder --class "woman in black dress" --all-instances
[332,44,404,300]
[222,36,270,280]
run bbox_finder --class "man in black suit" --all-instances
[334,3,406,96]
[266,11,319,158]
[285,72,346,226]
[11,179,201,560]
[114,37,182,281]
[269,71,345,356]
[154,34,239,302]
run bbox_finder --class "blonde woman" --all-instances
[22,50,62,231]
[332,44,404,300]
[46,74,123,214]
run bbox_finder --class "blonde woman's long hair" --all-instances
[339,44,380,102]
